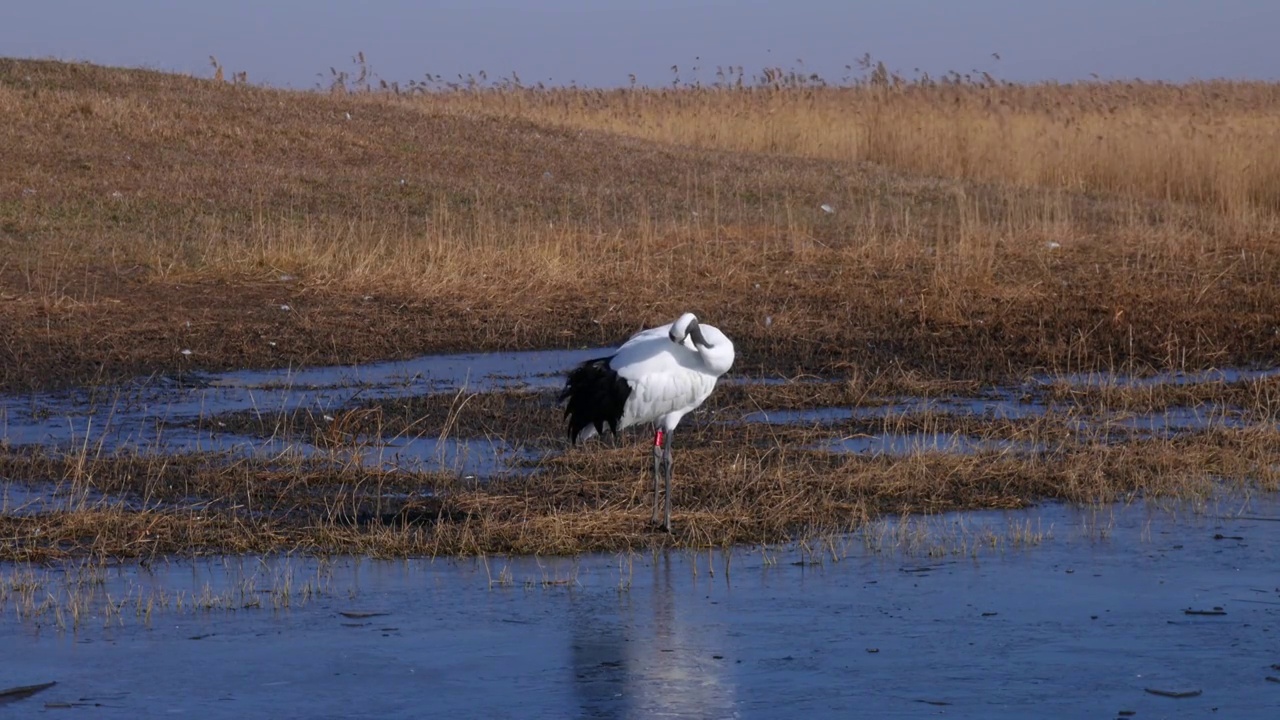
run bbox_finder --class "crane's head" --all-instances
[670,312,735,376]
[669,312,713,348]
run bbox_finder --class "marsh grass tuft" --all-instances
[0,556,330,631]
[858,513,1050,558]
[1,413,1275,561]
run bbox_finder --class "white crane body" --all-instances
[559,313,734,531]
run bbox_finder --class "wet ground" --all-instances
[0,348,604,477]
[1,347,1277,557]
[1,496,1277,718]
[3,347,1275,481]
[1,350,1278,714]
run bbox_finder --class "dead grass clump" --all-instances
[205,388,561,446]
[0,507,284,563]
[3,422,1274,561]
[0,445,456,522]
[1040,373,1280,419]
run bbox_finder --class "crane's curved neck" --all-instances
[687,320,713,348]
[668,312,702,346]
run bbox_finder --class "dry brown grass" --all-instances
[2,419,1276,562]
[433,73,1280,222]
[0,57,1278,392]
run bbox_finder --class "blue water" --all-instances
[1,497,1277,718]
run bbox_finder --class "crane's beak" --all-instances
[688,321,713,348]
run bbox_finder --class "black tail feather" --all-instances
[559,355,631,443]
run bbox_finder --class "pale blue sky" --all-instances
[3,0,1276,88]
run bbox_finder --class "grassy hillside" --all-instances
[1,58,1277,391]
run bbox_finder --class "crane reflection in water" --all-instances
[570,554,738,718]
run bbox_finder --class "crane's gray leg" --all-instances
[662,429,675,532]
[651,428,664,524]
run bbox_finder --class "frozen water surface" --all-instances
[1,497,1277,718]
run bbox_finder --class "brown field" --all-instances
[1,56,1279,560]
[3,56,1279,391]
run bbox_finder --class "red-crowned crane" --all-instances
[559,312,735,532]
